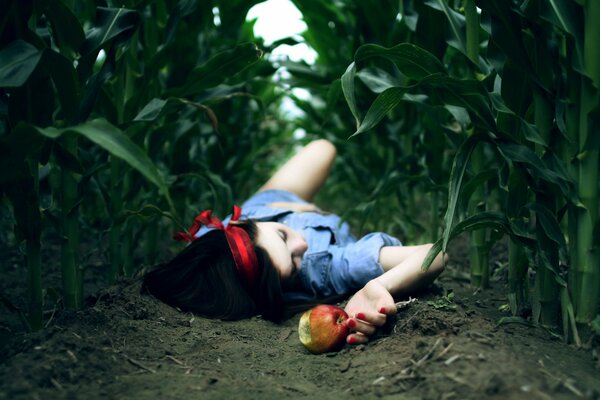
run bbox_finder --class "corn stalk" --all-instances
[463,0,488,289]
[532,90,559,327]
[573,0,600,323]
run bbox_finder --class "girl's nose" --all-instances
[290,234,308,256]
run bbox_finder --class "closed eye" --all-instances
[279,230,288,241]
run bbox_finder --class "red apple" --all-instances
[298,305,349,354]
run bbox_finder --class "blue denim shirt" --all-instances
[197,190,401,302]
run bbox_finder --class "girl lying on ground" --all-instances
[142,139,447,345]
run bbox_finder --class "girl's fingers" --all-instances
[378,303,397,316]
[346,318,376,336]
[354,310,387,327]
[346,332,369,345]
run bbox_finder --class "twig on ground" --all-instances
[165,355,184,365]
[50,378,63,390]
[444,355,461,365]
[434,342,454,361]
[127,357,156,373]
[395,297,417,311]
[414,337,443,367]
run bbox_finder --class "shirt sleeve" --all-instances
[328,232,402,295]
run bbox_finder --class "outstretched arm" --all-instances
[259,139,336,202]
[344,244,447,344]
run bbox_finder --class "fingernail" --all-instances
[348,336,356,345]
[356,313,365,320]
[379,307,386,314]
[347,319,356,328]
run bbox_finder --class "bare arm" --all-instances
[258,139,336,202]
[344,244,447,344]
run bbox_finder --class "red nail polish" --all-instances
[347,319,356,328]
[348,336,356,345]
[356,313,365,320]
[379,307,386,314]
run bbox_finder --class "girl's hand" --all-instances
[344,280,396,345]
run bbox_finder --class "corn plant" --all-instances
[0,0,286,331]
[335,0,599,341]
[280,0,456,242]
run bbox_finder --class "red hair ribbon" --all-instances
[173,206,258,288]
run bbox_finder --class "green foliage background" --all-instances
[0,0,598,341]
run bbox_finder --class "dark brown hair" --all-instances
[141,221,285,322]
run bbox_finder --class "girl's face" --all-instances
[255,222,308,281]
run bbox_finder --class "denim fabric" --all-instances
[196,189,401,301]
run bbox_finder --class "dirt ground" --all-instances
[1,235,599,400]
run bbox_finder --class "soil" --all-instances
[1,235,599,400]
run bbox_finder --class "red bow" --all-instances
[174,206,258,288]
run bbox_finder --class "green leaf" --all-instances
[0,40,43,88]
[169,43,263,97]
[424,75,497,133]
[541,0,585,73]
[43,50,80,122]
[527,202,568,259]
[424,0,467,54]
[496,142,574,198]
[77,7,140,83]
[460,168,497,209]
[354,43,446,80]
[133,98,172,122]
[325,78,343,120]
[43,0,85,56]
[133,98,220,134]
[479,1,546,91]
[21,120,169,199]
[356,67,401,93]
[423,211,536,270]
[81,7,141,56]
[341,62,360,127]
[490,93,546,146]
[351,87,408,137]
[442,134,484,250]
[79,45,118,123]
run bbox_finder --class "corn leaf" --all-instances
[19,120,168,199]
[341,62,361,127]
[541,0,585,73]
[496,142,575,201]
[354,43,446,79]
[0,41,42,88]
[423,0,467,55]
[442,134,483,250]
[43,0,85,56]
[133,98,179,122]
[81,7,141,56]
[351,87,409,137]
[77,7,141,85]
[425,75,497,133]
[479,0,547,92]
[356,67,401,94]
[423,211,537,270]
[527,202,568,260]
[43,50,80,123]
[168,43,262,97]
